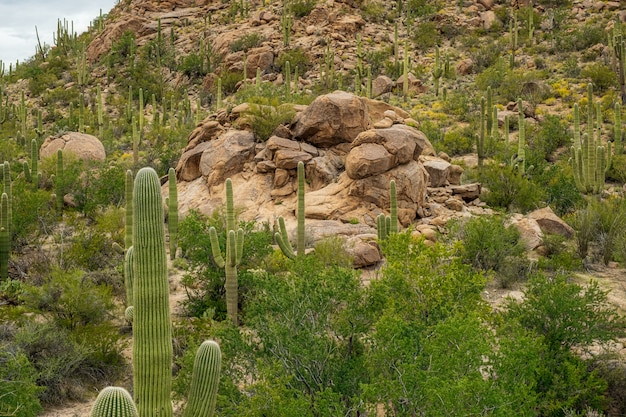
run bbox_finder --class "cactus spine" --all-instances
[167,168,178,260]
[209,178,243,325]
[377,180,398,240]
[275,161,306,259]
[182,340,222,417]
[132,167,173,417]
[90,387,138,417]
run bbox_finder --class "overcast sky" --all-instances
[0,0,119,65]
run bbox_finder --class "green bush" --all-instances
[581,63,618,93]
[557,20,605,52]
[451,215,525,273]
[480,164,546,213]
[230,33,264,53]
[275,47,312,75]
[243,101,295,141]
[438,127,476,156]
[411,21,439,51]
[290,0,316,17]
[0,347,43,417]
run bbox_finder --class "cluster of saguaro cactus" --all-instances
[209,178,243,325]
[275,161,306,259]
[570,86,612,194]
[92,168,221,417]
[377,180,398,240]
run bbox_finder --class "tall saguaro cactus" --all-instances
[132,167,173,417]
[209,178,243,325]
[167,168,178,260]
[0,193,8,281]
[275,161,305,259]
[92,168,222,417]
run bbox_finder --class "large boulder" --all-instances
[40,132,106,162]
[528,207,575,238]
[198,130,256,186]
[292,91,370,147]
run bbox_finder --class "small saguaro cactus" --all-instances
[377,180,398,240]
[90,387,138,417]
[182,340,222,417]
[125,170,134,252]
[209,178,243,325]
[275,161,305,260]
[512,98,527,175]
[167,168,178,260]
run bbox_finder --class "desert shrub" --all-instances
[179,53,207,77]
[108,30,136,67]
[504,273,624,415]
[530,115,571,160]
[451,215,525,273]
[313,236,353,268]
[438,126,476,156]
[497,69,551,104]
[244,101,295,141]
[593,197,626,265]
[275,47,312,75]
[480,164,546,213]
[0,347,43,417]
[12,320,123,405]
[21,267,115,330]
[230,33,264,53]
[411,21,439,51]
[558,20,605,52]
[534,164,584,217]
[470,40,506,73]
[581,63,618,93]
[220,70,244,95]
[10,180,57,247]
[360,0,387,23]
[406,0,441,17]
[475,58,508,91]
[290,0,316,17]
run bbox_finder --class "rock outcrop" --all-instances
[172,91,476,267]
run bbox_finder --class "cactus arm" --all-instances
[209,227,225,268]
[182,341,222,417]
[275,216,296,259]
[124,246,134,307]
[132,167,173,417]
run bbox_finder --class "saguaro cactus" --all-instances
[377,180,398,240]
[125,170,134,252]
[90,387,138,417]
[209,178,243,325]
[182,340,222,417]
[167,168,178,260]
[132,167,173,417]
[0,193,8,281]
[23,139,39,189]
[275,161,305,259]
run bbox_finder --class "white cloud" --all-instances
[0,0,118,65]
